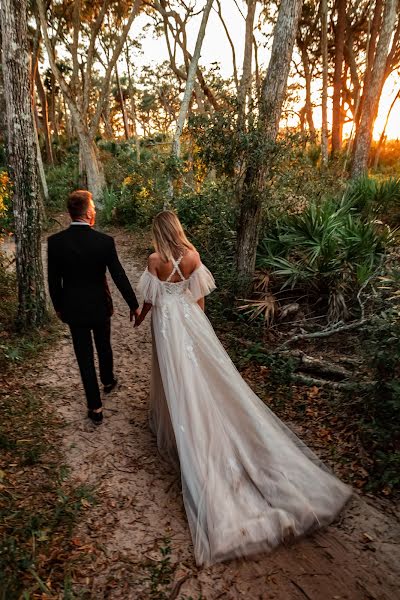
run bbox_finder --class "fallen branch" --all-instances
[275,317,372,351]
[280,350,353,380]
[290,373,376,391]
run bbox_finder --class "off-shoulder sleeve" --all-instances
[188,264,216,301]
[137,269,161,305]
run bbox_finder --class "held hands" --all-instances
[130,308,143,327]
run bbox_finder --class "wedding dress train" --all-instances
[138,259,351,566]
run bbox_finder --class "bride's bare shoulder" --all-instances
[185,249,201,266]
[147,252,161,274]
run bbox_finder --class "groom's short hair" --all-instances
[67,190,92,219]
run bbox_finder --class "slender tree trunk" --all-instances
[115,64,130,140]
[331,0,347,154]
[236,0,303,283]
[125,45,141,163]
[166,0,214,206]
[351,0,399,178]
[355,0,383,125]
[33,105,49,205]
[1,0,47,329]
[373,87,399,167]
[238,0,257,124]
[320,0,329,166]
[35,69,54,164]
[171,0,215,160]
[299,43,316,141]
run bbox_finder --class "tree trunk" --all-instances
[0,0,47,329]
[320,0,329,166]
[78,131,106,204]
[115,64,130,140]
[351,0,399,178]
[373,87,400,168]
[238,0,257,124]
[299,43,316,141]
[355,0,383,126]
[125,44,141,164]
[331,0,347,154]
[35,68,54,164]
[171,0,215,160]
[236,0,303,283]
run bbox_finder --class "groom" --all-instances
[47,190,139,424]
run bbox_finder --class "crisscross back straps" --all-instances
[166,255,185,282]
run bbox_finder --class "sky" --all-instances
[122,0,399,140]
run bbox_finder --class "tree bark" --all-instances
[331,0,347,154]
[236,0,303,283]
[351,0,399,178]
[0,0,47,329]
[320,0,329,166]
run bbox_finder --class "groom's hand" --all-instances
[130,308,141,324]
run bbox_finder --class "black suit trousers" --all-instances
[69,319,114,410]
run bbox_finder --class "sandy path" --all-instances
[38,227,399,600]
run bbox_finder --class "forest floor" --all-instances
[6,222,400,600]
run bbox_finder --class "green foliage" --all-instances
[145,538,174,600]
[0,169,13,233]
[257,196,393,321]
[0,383,95,598]
[45,155,79,212]
[343,175,400,225]
[358,305,400,492]
[104,151,170,227]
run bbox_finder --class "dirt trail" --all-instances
[37,227,399,600]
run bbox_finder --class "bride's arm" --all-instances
[135,254,159,326]
[197,297,205,311]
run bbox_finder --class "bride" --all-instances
[135,210,351,567]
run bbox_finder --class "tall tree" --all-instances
[236,0,303,283]
[1,0,47,329]
[37,0,142,203]
[351,0,399,177]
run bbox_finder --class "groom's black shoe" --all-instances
[88,409,103,424]
[103,378,118,394]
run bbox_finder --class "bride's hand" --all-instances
[134,310,143,327]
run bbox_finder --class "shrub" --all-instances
[45,155,79,212]
[0,170,13,233]
[257,196,393,322]
[343,175,400,226]
[358,302,400,492]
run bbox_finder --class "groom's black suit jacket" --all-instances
[47,224,138,326]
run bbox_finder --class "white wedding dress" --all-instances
[138,257,351,566]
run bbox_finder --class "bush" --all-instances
[257,196,394,322]
[343,175,400,226]
[0,170,13,233]
[359,303,400,492]
[45,155,79,212]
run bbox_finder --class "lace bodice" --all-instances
[138,259,216,307]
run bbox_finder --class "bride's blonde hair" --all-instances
[152,210,195,262]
